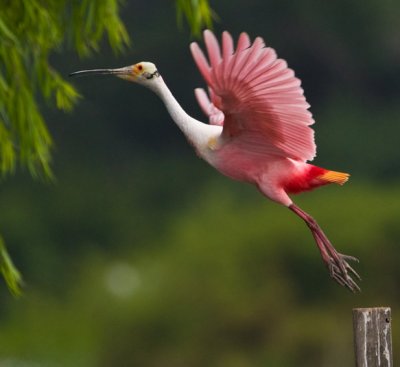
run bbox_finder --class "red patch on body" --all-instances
[284,165,328,194]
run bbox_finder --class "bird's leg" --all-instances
[288,203,361,292]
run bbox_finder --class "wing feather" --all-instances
[194,88,224,126]
[222,31,234,59]
[191,30,316,161]
[190,42,213,86]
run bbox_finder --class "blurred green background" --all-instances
[1,1,400,366]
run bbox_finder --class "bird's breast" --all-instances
[206,143,273,183]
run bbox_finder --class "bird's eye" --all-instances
[138,65,143,71]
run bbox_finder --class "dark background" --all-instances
[1,1,400,366]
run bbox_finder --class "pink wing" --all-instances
[194,88,224,126]
[190,30,316,162]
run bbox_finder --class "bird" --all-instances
[70,30,360,292]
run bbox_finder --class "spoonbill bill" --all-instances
[70,30,360,292]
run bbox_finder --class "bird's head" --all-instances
[70,62,161,88]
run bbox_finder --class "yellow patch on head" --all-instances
[319,170,350,185]
[131,62,159,80]
[133,64,143,75]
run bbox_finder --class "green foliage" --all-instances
[0,237,22,297]
[176,0,215,37]
[0,0,129,179]
[68,0,130,57]
[0,0,129,296]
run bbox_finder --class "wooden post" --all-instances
[353,307,393,367]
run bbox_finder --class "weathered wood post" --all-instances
[353,307,393,367]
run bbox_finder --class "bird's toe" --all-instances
[328,255,361,292]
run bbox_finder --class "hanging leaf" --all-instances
[0,237,22,297]
[176,0,216,37]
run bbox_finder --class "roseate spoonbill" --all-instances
[70,30,360,292]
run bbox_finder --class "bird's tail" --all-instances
[317,169,350,185]
[284,164,350,194]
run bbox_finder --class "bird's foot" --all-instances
[313,229,361,292]
[289,203,361,292]
[325,252,361,292]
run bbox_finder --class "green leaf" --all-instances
[54,78,81,111]
[0,121,16,175]
[0,237,23,297]
[0,17,19,45]
[176,0,215,37]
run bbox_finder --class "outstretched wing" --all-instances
[190,30,316,162]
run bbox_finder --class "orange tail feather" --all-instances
[318,170,350,186]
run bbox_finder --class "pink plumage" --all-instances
[190,31,359,291]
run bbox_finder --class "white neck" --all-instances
[148,78,221,149]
